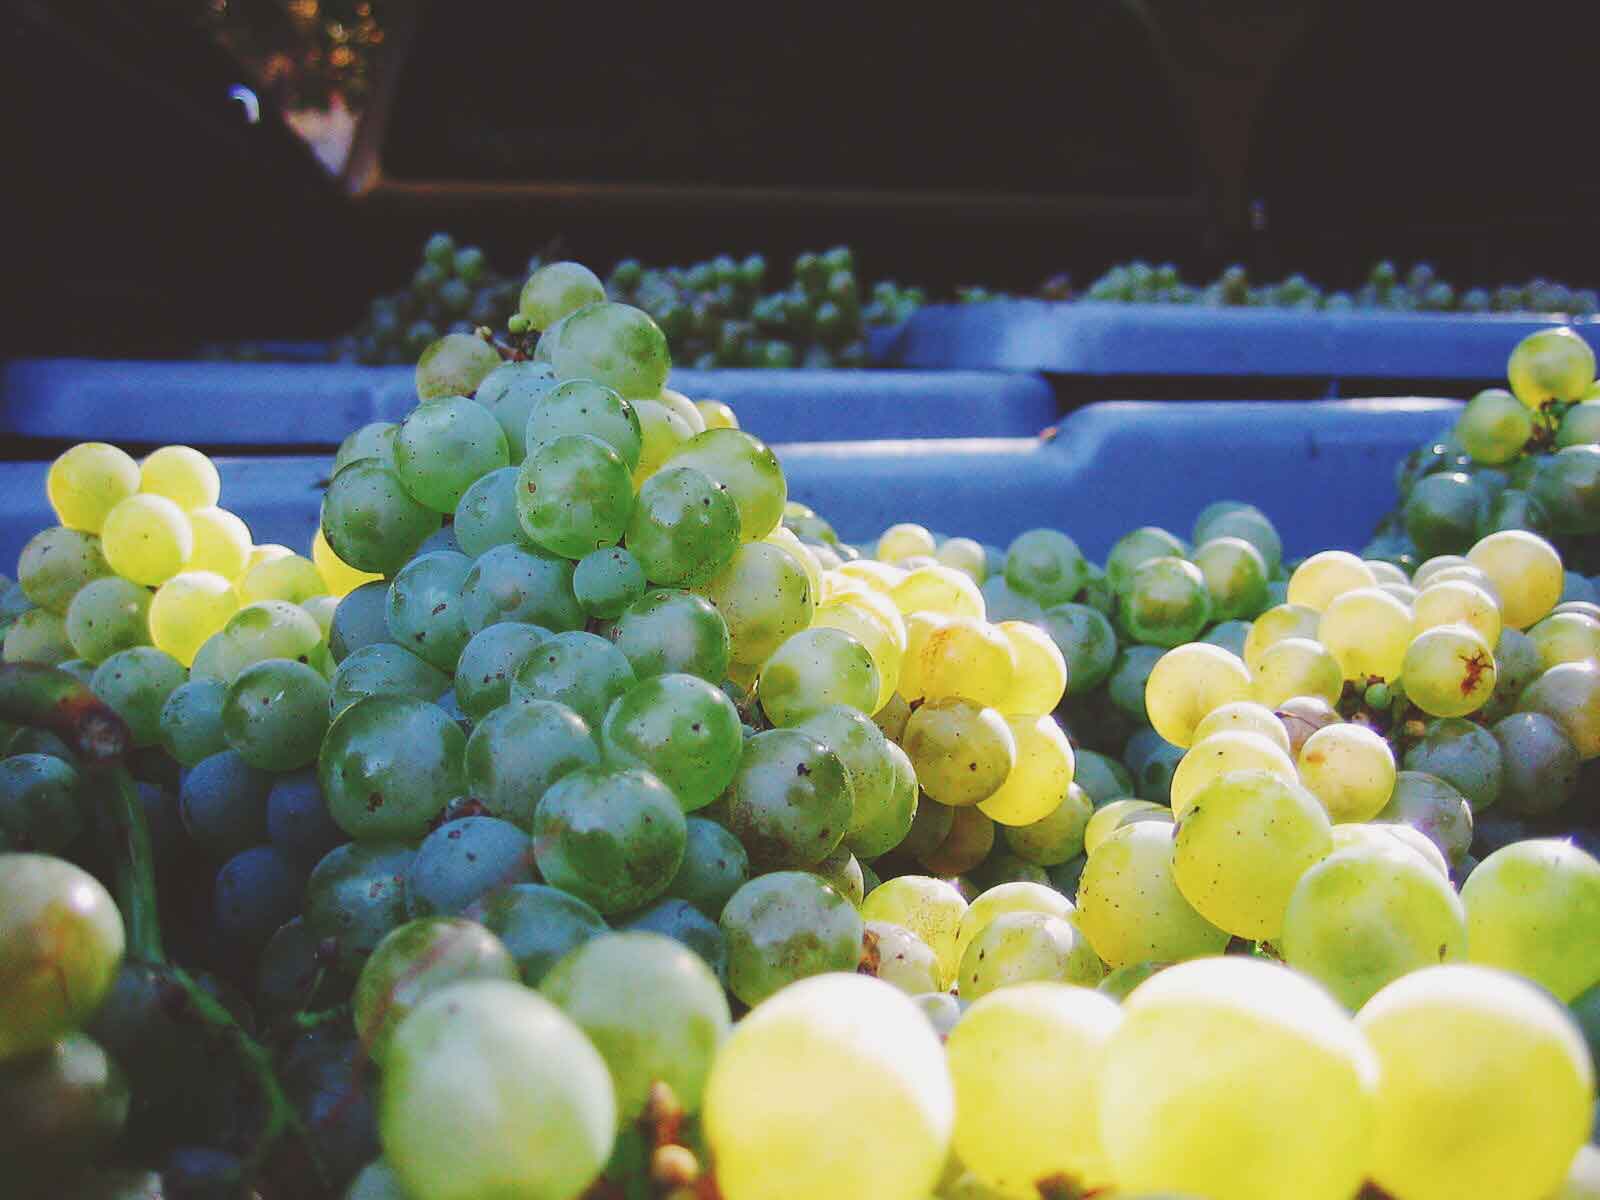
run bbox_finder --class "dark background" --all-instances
[5,0,1600,354]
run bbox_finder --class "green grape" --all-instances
[599,672,741,812]
[0,1029,130,1179]
[47,442,140,533]
[1076,822,1230,967]
[0,854,124,1061]
[1517,660,1600,759]
[532,766,685,914]
[1458,388,1534,464]
[1039,603,1117,695]
[1099,958,1378,1200]
[919,804,995,876]
[386,551,473,671]
[453,622,548,720]
[1197,505,1283,575]
[331,643,451,719]
[465,698,598,829]
[757,626,877,726]
[1084,799,1172,854]
[321,459,441,577]
[1170,730,1297,817]
[1072,748,1134,804]
[519,261,606,329]
[723,729,853,869]
[459,542,583,634]
[541,931,730,1120]
[413,332,502,401]
[1193,535,1269,622]
[547,302,669,400]
[1003,529,1087,606]
[1557,401,1600,448]
[511,630,635,728]
[333,421,400,474]
[524,378,643,471]
[958,911,1102,1001]
[572,546,646,620]
[64,577,151,663]
[407,815,535,917]
[1492,712,1579,815]
[1105,526,1187,593]
[665,429,786,542]
[1243,602,1320,672]
[792,704,900,858]
[630,398,694,484]
[1102,643,1162,722]
[354,917,519,1064]
[514,433,634,559]
[1461,839,1600,1002]
[947,984,1121,1195]
[321,696,466,841]
[995,619,1067,713]
[1402,623,1497,717]
[222,658,329,769]
[99,495,192,586]
[703,974,951,1200]
[625,466,740,585]
[1530,611,1600,670]
[17,527,111,613]
[379,979,615,1200]
[329,581,392,663]
[1403,717,1504,812]
[3,609,72,664]
[237,552,327,606]
[1507,326,1597,409]
[900,697,1015,808]
[859,921,941,994]
[955,880,1077,963]
[1003,781,1093,865]
[1373,771,1474,865]
[665,817,749,919]
[157,678,228,766]
[1358,965,1594,1200]
[1415,578,1501,648]
[977,713,1073,826]
[1533,446,1600,534]
[453,880,599,996]
[0,754,81,854]
[693,541,814,667]
[304,840,416,962]
[608,588,730,681]
[1281,840,1467,1010]
[394,397,509,513]
[90,647,185,747]
[475,361,556,465]
[719,871,864,1007]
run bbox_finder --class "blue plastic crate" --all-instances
[0,398,1459,573]
[876,301,1600,392]
[0,358,1057,449]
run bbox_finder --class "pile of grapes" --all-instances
[1,264,1598,1200]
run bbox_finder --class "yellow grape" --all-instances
[957,911,1103,1001]
[1191,700,1292,756]
[1358,965,1594,1200]
[1380,581,1418,605]
[977,714,1074,826]
[833,560,906,594]
[954,881,1077,965]
[312,527,383,597]
[47,442,141,533]
[1468,530,1563,630]
[656,387,707,434]
[917,617,1014,707]
[1414,579,1502,647]
[237,553,329,606]
[188,508,254,580]
[1144,642,1253,748]
[861,875,969,988]
[877,523,937,564]
[1250,636,1344,707]
[947,984,1121,1195]
[1075,822,1229,967]
[810,599,902,711]
[302,594,339,642]
[1401,624,1496,718]
[1507,325,1597,409]
[695,399,739,430]
[1296,722,1396,822]
[138,445,220,512]
[936,536,988,583]
[703,974,953,1200]
[1412,554,1472,589]
[1317,587,1412,681]
[148,572,238,667]
[919,806,995,878]
[1243,602,1321,672]
[1098,957,1378,1200]
[994,620,1066,714]
[1285,550,1377,612]
[1083,799,1172,854]
[1529,611,1600,669]
[1364,559,1410,586]
[901,698,1016,808]
[630,398,694,485]
[890,564,984,619]
[765,526,822,605]
[896,611,947,702]
[1331,822,1451,881]
[100,495,193,586]
[246,544,293,572]
[1424,563,1502,605]
[1170,730,1298,818]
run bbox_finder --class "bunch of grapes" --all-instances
[1,255,1597,1200]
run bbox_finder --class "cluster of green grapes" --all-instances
[1,256,1597,1200]
[1077,258,1600,314]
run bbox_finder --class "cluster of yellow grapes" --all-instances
[18,442,378,670]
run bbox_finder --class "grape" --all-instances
[571,547,647,620]
[1191,699,1292,754]
[0,753,80,856]
[789,705,900,858]
[458,542,583,634]
[1403,623,1497,717]
[1281,840,1467,1010]
[954,880,1077,962]
[1039,603,1117,695]
[221,658,329,769]
[266,768,344,872]
[1003,782,1093,866]
[143,571,235,667]
[1105,526,1186,592]
[958,911,1102,1001]
[890,563,985,620]
[857,920,940,995]
[532,765,684,914]
[1316,586,1412,682]
[517,261,605,329]
[1508,326,1597,409]
[1404,716,1504,812]
[661,819,748,921]
[1469,529,1566,628]
[353,917,518,1069]
[599,672,741,812]
[476,365,557,467]
[1170,730,1297,818]
[811,594,904,710]
[379,979,615,1200]
[464,698,597,829]
[513,433,635,560]
[1084,799,1172,854]
[331,643,451,718]
[541,931,729,1120]
[511,630,636,729]
[902,697,1016,808]
[629,398,695,484]
[1492,711,1580,814]
[663,428,786,543]
[64,577,151,664]
[321,460,441,577]
[972,713,1072,828]
[132,447,218,515]
[694,542,814,667]
[696,398,740,431]
[623,465,741,588]
[1098,958,1377,1200]
[1251,636,1344,707]
[452,471,527,566]
[1003,529,1087,606]
[1407,472,1488,556]
[382,551,473,672]
[1415,578,1502,649]
[878,523,936,563]
[861,875,967,986]
[452,622,547,720]
[1103,643,1163,721]
[523,378,643,471]
[99,495,192,586]
[213,845,301,946]
[623,896,727,980]
[719,872,863,1007]
[406,817,535,917]
[334,422,400,474]
[47,443,140,533]
[237,552,327,607]
[17,527,111,613]
[1194,535,1270,622]
[703,974,951,1200]
[178,749,272,857]
[413,331,502,400]
[1286,550,1377,612]
[1461,839,1600,1002]
[758,627,879,727]
[90,647,185,747]
[321,696,466,841]
[1458,388,1534,464]
[1531,611,1600,669]
[607,587,730,682]
[1118,557,1212,647]
[723,729,853,869]
[1143,642,1253,748]
[305,841,416,963]
[1075,822,1229,967]
[1071,748,1133,804]
[1243,602,1319,673]
[1374,770,1474,865]
[0,854,124,1061]
[920,805,996,876]
[328,581,390,663]
[991,620,1066,714]
[1518,660,1600,759]
[191,599,324,683]
[1297,722,1397,822]
[1358,965,1593,1200]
